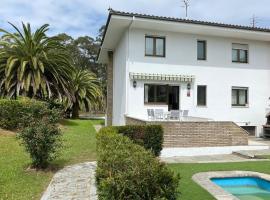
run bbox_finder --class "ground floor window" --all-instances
[232,87,248,106]
[197,85,207,106]
[241,126,256,136]
[144,84,167,103]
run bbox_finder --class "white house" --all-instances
[98,9,270,138]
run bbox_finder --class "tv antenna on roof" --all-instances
[182,0,190,19]
[250,14,259,28]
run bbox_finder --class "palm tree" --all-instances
[69,68,102,118]
[0,22,73,100]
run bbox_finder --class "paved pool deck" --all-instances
[161,137,270,163]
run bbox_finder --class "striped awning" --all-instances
[129,72,195,82]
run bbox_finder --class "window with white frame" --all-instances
[197,85,207,106]
[144,84,167,103]
[145,36,165,57]
[232,87,248,106]
[232,43,248,63]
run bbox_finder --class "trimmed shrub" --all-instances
[17,121,62,168]
[96,127,180,200]
[114,125,163,156]
[0,98,62,130]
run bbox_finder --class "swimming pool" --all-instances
[212,177,270,200]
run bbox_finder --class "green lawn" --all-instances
[2,119,270,200]
[169,161,270,200]
[0,119,99,200]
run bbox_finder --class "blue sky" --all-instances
[1,0,270,38]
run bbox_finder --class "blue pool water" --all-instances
[211,177,270,200]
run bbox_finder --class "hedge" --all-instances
[114,125,163,156]
[0,98,61,130]
[96,127,180,200]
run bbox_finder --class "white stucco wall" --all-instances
[122,28,270,136]
[112,30,128,125]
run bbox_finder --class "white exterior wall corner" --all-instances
[112,30,128,125]
[126,28,270,136]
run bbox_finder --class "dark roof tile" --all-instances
[109,9,270,33]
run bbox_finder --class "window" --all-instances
[232,87,248,106]
[144,84,167,103]
[232,44,248,63]
[145,36,165,57]
[197,85,207,106]
[197,40,207,60]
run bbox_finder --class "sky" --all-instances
[0,0,270,38]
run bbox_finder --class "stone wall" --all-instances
[125,117,248,147]
[106,52,113,126]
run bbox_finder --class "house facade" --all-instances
[98,10,270,137]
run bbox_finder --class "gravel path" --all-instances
[41,162,97,200]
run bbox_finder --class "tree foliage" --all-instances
[0,23,73,100]
[69,68,103,118]
[0,22,105,117]
[57,26,107,97]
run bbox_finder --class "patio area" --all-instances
[146,108,212,122]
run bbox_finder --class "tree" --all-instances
[0,23,73,100]
[69,68,102,118]
[57,25,107,101]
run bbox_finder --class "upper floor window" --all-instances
[232,44,248,63]
[197,85,207,106]
[232,87,248,107]
[197,40,207,60]
[145,36,165,57]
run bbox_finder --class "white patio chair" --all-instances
[170,110,180,120]
[182,110,189,117]
[154,109,164,120]
[147,109,155,120]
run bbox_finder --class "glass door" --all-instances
[168,86,179,111]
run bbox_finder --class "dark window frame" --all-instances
[197,40,207,60]
[232,45,248,63]
[231,87,249,107]
[145,36,166,57]
[144,84,168,104]
[197,85,207,106]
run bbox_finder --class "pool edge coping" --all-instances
[192,171,270,200]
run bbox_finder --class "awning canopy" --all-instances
[129,72,195,82]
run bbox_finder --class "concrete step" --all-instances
[232,151,256,159]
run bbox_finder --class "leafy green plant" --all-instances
[96,127,180,200]
[0,98,62,130]
[114,125,164,156]
[68,68,103,118]
[0,22,73,100]
[17,121,62,169]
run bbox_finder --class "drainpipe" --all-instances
[125,16,135,121]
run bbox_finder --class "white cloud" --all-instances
[0,0,269,38]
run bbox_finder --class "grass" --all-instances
[0,119,99,200]
[169,161,270,200]
[2,119,270,200]
[256,154,270,159]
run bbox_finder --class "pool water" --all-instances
[212,177,270,200]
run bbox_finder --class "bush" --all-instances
[17,121,62,168]
[0,98,62,130]
[96,127,180,200]
[114,125,163,156]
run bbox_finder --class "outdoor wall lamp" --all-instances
[187,83,191,97]
[187,83,191,90]
[133,80,137,88]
